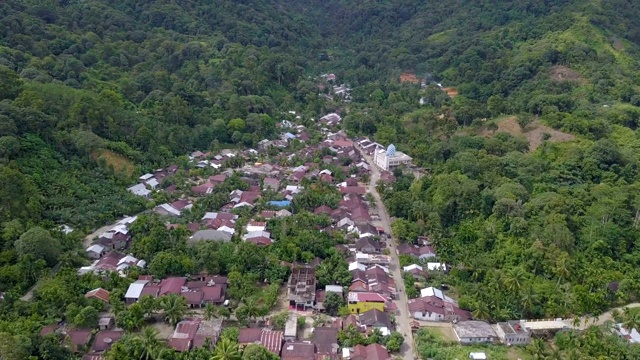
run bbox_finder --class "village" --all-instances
[33,76,640,360]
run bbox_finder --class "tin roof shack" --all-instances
[287,266,316,310]
[496,321,531,345]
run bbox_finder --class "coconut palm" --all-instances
[237,297,261,324]
[520,285,539,317]
[411,201,429,221]
[504,266,527,292]
[210,338,241,360]
[131,327,162,360]
[622,307,640,331]
[526,338,548,360]
[204,303,219,321]
[159,294,187,326]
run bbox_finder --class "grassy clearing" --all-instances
[91,149,136,177]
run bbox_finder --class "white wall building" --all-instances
[373,144,412,171]
[495,321,531,345]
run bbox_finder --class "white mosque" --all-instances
[373,144,412,171]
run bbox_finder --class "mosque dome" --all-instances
[386,144,396,156]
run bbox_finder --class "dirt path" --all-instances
[576,303,640,329]
[358,147,417,360]
[83,223,115,248]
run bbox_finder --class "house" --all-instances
[99,316,115,331]
[407,296,470,322]
[496,321,531,345]
[403,264,427,279]
[358,309,393,331]
[347,292,387,314]
[168,318,222,352]
[88,330,124,355]
[339,186,367,195]
[348,343,392,360]
[263,177,280,191]
[420,287,456,303]
[313,327,339,358]
[85,288,110,303]
[364,265,395,297]
[246,236,272,246]
[159,277,187,296]
[246,221,267,233]
[453,321,498,344]
[80,251,144,275]
[127,183,151,197]
[125,279,150,303]
[287,266,317,310]
[426,262,449,272]
[355,237,381,254]
[66,328,93,352]
[284,314,298,341]
[320,113,342,126]
[314,205,332,215]
[209,174,227,184]
[86,244,105,259]
[243,230,271,240]
[181,290,204,308]
[281,341,316,360]
[154,203,182,217]
[397,244,436,260]
[238,329,283,355]
[190,230,232,242]
[354,253,390,266]
[276,209,292,217]
[192,182,215,195]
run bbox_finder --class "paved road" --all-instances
[359,148,416,360]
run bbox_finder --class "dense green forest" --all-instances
[2,0,640,359]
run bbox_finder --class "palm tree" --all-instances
[471,302,490,321]
[160,294,188,326]
[210,338,241,360]
[204,303,219,321]
[520,285,539,317]
[132,327,161,360]
[526,338,548,360]
[504,266,527,292]
[622,307,640,331]
[238,297,261,324]
[411,201,429,221]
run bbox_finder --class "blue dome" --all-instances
[386,144,396,156]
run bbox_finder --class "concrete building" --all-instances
[496,321,531,345]
[287,266,316,310]
[284,314,298,341]
[373,144,412,171]
[453,321,498,344]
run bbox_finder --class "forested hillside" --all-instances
[2,0,640,359]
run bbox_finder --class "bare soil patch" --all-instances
[550,65,584,83]
[480,116,575,152]
[610,36,625,51]
[151,322,175,340]
[400,72,420,84]
[442,87,458,98]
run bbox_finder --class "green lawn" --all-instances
[415,328,531,360]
